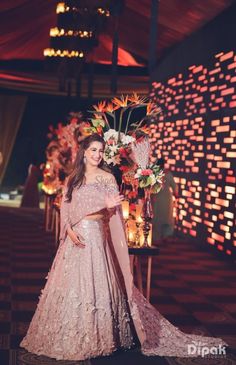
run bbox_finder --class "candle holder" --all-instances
[135,221,142,246]
[141,190,153,247]
[121,199,130,239]
[135,201,143,247]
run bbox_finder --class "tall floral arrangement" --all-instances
[88,93,162,170]
[42,94,162,195]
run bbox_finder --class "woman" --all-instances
[151,158,178,241]
[21,134,227,360]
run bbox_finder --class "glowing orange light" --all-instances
[220,51,234,62]
[207,237,215,245]
[216,161,230,168]
[212,233,224,243]
[209,67,221,75]
[221,87,234,96]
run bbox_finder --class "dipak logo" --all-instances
[188,341,226,357]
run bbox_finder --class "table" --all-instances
[128,246,160,302]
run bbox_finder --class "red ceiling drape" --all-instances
[0,0,141,66]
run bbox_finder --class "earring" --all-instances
[83,156,87,164]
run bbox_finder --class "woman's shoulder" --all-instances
[94,170,118,192]
[95,169,116,183]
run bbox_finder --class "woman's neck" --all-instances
[85,165,100,176]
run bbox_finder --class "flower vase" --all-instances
[141,189,153,247]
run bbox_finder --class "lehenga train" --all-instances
[20,180,227,360]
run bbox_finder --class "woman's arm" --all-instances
[67,226,85,248]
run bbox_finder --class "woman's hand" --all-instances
[67,226,86,249]
[105,193,124,209]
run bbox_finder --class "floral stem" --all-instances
[113,113,116,130]
[118,109,124,142]
[102,113,110,129]
[134,117,146,132]
[125,107,134,135]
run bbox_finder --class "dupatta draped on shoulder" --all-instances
[59,180,227,357]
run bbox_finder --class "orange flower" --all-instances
[147,102,162,115]
[128,93,147,105]
[106,102,119,113]
[112,95,128,108]
[96,126,103,135]
[93,100,107,112]
[139,126,150,134]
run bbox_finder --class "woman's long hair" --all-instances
[65,133,106,201]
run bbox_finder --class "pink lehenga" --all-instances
[20,180,227,360]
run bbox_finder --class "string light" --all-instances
[50,27,93,38]
[44,48,84,58]
[97,8,110,17]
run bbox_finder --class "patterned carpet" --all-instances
[0,206,235,365]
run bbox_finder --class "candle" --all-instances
[128,220,136,245]
[128,230,135,243]
[135,202,143,224]
[121,200,129,220]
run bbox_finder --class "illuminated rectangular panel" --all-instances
[151,50,236,257]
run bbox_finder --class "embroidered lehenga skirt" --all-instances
[20,218,133,360]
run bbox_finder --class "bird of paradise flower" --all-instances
[88,93,161,141]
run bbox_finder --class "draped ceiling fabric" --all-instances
[0,94,27,185]
[0,0,234,66]
[0,0,141,66]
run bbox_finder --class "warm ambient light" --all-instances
[56,2,67,13]
[121,200,130,220]
[151,50,236,256]
[56,3,110,17]
[97,7,110,17]
[43,48,84,58]
[50,27,93,38]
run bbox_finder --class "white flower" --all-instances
[121,134,135,145]
[109,145,119,154]
[104,156,114,165]
[150,174,156,186]
[104,129,119,142]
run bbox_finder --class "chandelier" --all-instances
[44,1,112,59]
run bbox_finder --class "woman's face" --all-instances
[84,141,104,167]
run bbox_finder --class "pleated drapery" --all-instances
[0,94,27,184]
